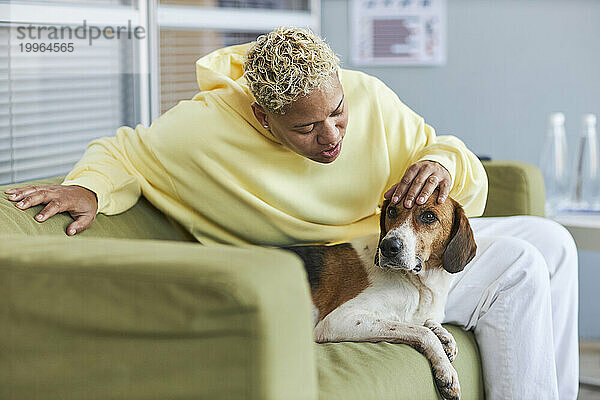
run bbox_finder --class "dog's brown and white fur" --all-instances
[283,193,477,400]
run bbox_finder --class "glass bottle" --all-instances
[571,114,599,211]
[540,112,570,216]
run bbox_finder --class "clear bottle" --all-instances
[540,112,570,216]
[571,114,599,211]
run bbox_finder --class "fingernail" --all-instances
[392,196,398,203]
[418,196,425,204]
[69,229,76,235]
[8,194,15,199]
[36,214,43,220]
[16,201,24,207]
[406,199,413,207]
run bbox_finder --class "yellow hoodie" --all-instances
[61,43,488,246]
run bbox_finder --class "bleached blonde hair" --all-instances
[243,26,340,114]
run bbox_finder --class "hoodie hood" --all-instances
[195,43,250,92]
[194,42,281,142]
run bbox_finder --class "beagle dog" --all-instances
[283,193,477,400]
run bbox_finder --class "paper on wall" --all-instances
[351,0,446,66]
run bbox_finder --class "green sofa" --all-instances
[0,160,544,400]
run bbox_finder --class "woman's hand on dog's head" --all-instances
[384,160,452,209]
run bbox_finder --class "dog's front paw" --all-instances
[437,332,458,363]
[431,363,461,400]
[425,320,458,362]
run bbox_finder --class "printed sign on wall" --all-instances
[351,0,446,66]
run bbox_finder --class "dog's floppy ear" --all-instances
[442,202,477,273]
[378,198,390,245]
[375,199,391,266]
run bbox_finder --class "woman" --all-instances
[5,27,577,399]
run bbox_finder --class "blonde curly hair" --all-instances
[243,26,340,115]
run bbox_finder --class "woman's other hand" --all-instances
[4,184,99,236]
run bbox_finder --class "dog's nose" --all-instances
[380,237,403,258]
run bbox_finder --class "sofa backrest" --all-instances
[481,160,545,218]
[0,176,196,242]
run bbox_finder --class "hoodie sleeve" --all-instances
[411,121,488,217]
[60,45,252,216]
[61,121,175,216]
[374,77,488,217]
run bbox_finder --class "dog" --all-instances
[283,192,477,400]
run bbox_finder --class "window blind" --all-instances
[0,1,144,185]
[0,25,139,185]
[218,0,309,10]
[29,0,136,5]
[159,29,261,114]
[160,0,308,10]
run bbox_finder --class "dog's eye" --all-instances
[387,207,397,219]
[420,211,438,224]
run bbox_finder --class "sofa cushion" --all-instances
[316,325,484,399]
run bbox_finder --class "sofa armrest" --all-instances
[0,235,317,400]
[481,160,546,217]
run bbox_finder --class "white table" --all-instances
[553,213,600,391]
[552,213,600,252]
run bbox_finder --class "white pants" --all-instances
[444,216,579,400]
